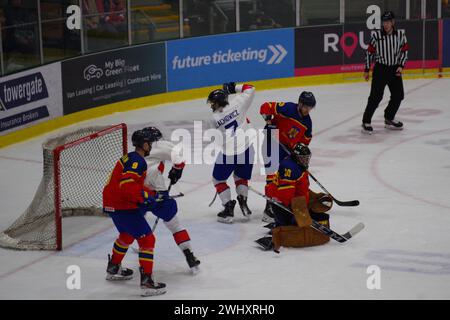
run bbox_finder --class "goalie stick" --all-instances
[277,143,360,207]
[249,186,364,243]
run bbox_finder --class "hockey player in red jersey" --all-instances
[255,143,332,251]
[103,127,166,297]
[260,91,316,223]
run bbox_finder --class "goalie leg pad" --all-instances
[291,196,312,228]
[309,190,333,213]
[272,216,330,251]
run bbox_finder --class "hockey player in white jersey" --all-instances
[207,82,256,223]
[142,126,200,273]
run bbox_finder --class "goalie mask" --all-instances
[292,143,311,169]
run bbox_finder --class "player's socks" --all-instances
[110,233,133,264]
[140,267,166,297]
[214,181,232,205]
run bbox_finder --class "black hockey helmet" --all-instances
[381,11,395,21]
[132,126,161,148]
[292,143,311,169]
[207,89,229,111]
[299,91,316,108]
[142,126,162,142]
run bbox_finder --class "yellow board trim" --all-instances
[1,68,449,148]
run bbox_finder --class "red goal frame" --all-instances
[52,123,127,250]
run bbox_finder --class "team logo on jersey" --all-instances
[287,127,300,139]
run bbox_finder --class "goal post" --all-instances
[0,123,128,250]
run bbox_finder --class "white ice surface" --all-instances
[1,78,450,299]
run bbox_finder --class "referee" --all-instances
[362,11,409,134]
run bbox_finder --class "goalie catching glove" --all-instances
[308,190,333,214]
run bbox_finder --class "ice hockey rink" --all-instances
[1,77,450,299]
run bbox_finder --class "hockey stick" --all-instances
[277,143,359,207]
[152,183,175,231]
[131,184,181,254]
[208,192,218,207]
[248,186,364,243]
[307,172,359,207]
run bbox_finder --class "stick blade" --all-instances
[333,199,360,207]
[342,222,365,240]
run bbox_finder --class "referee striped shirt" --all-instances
[364,28,409,71]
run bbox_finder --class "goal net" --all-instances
[0,124,127,250]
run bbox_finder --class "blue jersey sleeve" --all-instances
[121,152,147,177]
[275,102,298,118]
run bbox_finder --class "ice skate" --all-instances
[361,123,374,134]
[237,195,252,221]
[255,236,274,251]
[385,119,403,130]
[217,200,236,224]
[140,268,166,297]
[183,249,201,274]
[262,201,275,223]
[105,254,133,281]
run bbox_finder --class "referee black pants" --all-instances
[363,63,404,124]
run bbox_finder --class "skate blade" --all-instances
[106,274,133,281]
[141,287,167,297]
[261,215,275,223]
[385,125,403,130]
[361,129,373,135]
[255,243,273,252]
[190,266,200,275]
[217,217,233,224]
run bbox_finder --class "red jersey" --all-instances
[103,151,148,212]
[274,157,310,207]
[260,101,312,149]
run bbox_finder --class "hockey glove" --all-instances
[168,166,183,185]
[222,82,236,95]
[156,190,170,201]
[140,191,157,212]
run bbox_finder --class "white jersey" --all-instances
[208,84,256,156]
[144,140,184,191]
